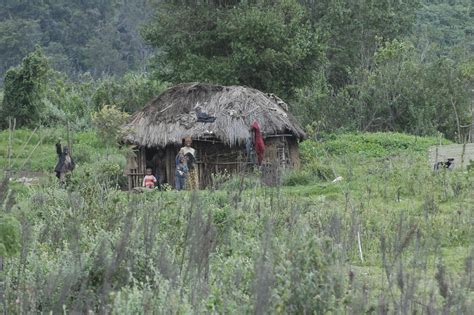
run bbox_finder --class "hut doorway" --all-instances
[144,147,168,186]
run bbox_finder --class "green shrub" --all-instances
[281,170,312,186]
[75,131,102,147]
[300,132,450,160]
[1,48,49,128]
[219,173,259,191]
[305,160,335,181]
[467,160,474,173]
[0,214,20,257]
[72,143,93,164]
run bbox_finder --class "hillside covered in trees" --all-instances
[0,0,472,140]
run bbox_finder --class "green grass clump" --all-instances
[300,132,451,161]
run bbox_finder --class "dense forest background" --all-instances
[0,0,473,140]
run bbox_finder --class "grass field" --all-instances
[0,129,472,313]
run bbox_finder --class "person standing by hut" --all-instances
[55,141,75,184]
[175,154,189,191]
[250,121,265,165]
[179,136,198,190]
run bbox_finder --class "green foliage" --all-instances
[282,160,334,186]
[91,73,167,113]
[281,170,312,186]
[0,131,472,313]
[1,47,49,128]
[143,0,322,99]
[0,214,20,258]
[292,0,472,141]
[300,132,450,160]
[42,71,96,128]
[467,160,474,173]
[0,18,41,76]
[40,72,166,130]
[92,105,129,149]
[0,1,152,78]
[295,38,473,140]
[0,0,470,143]
[303,0,420,88]
[414,0,474,56]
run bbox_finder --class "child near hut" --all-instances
[175,154,189,191]
[143,168,157,189]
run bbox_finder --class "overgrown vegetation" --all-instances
[0,48,49,128]
[1,0,472,140]
[0,131,472,313]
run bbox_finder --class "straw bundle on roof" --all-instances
[124,83,306,147]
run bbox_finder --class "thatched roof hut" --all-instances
[124,82,305,147]
[123,82,306,189]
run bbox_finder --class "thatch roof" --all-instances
[124,83,306,147]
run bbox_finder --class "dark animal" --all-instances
[433,158,454,170]
[195,106,216,123]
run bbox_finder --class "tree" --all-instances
[1,47,49,128]
[0,18,42,77]
[143,0,323,99]
[0,0,152,80]
[91,73,167,113]
[295,38,473,140]
[413,0,473,57]
[92,105,129,155]
[299,0,420,88]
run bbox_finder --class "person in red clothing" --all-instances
[142,168,157,189]
[250,120,265,165]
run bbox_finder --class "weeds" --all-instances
[0,132,472,313]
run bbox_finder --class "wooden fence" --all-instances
[428,143,474,169]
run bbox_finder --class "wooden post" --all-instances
[66,120,72,154]
[165,146,175,188]
[470,89,474,143]
[7,118,16,173]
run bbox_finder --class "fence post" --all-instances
[470,89,474,143]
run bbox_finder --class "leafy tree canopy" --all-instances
[1,47,49,128]
[0,0,152,80]
[143,0,323,99]
[301,0,421,88]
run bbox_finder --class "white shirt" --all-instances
[179,146,196,158]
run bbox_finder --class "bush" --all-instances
[92,105,129,150]
[0,214,20,257]
[1,47,49,129]
[467,160,474,173]
[281,170,312,186]
[72,143,93,164]
[305,160,335,181]
[300,132,450,160]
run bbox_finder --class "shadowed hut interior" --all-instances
[123,82,306,189]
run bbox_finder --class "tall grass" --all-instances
[0,132,472,313]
